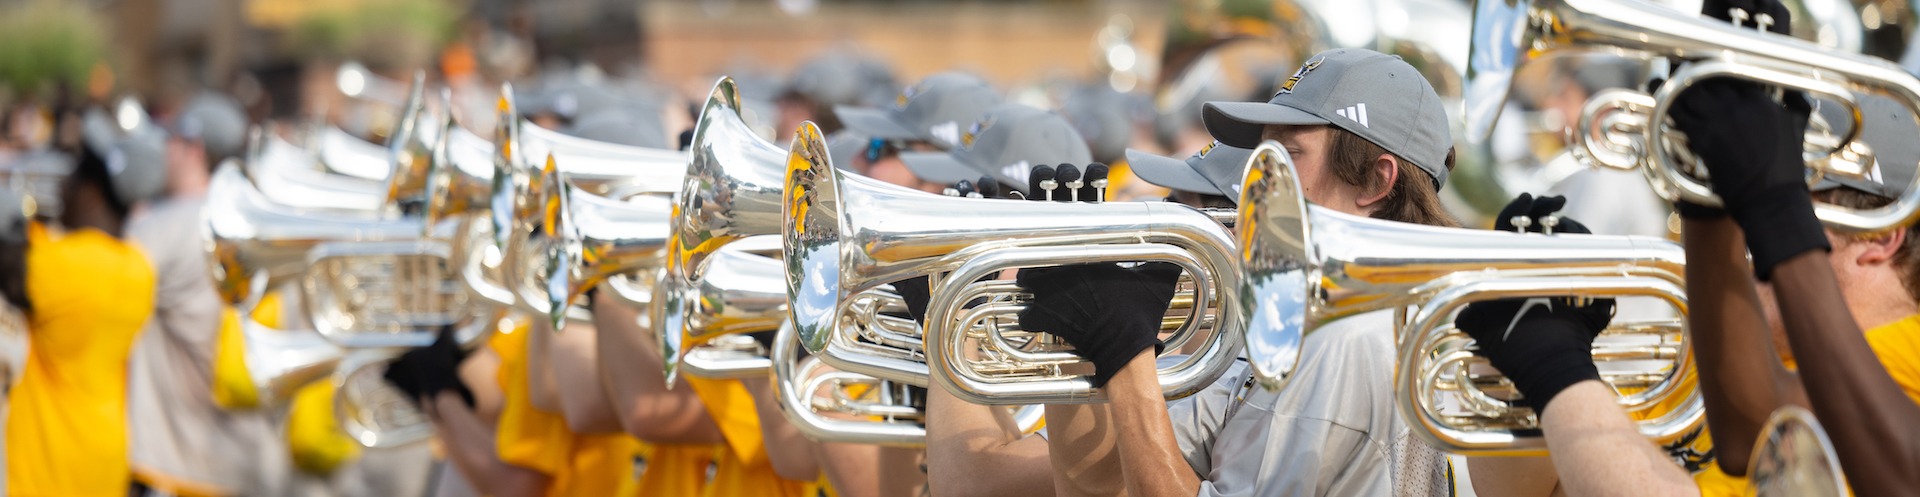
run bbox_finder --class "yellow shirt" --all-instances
[491,323,644,496]
[684,376,814,497]
[8,225,155,497]
[635,442,715,496]
[1864,314,1920,407]
[1647,314,1920,497]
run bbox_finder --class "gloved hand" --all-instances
[1015,262,1181,388]
[383,326,475,408]
[1455,296,1617,412]
[1669,77,1825,280]
[893,276,932,324]
[1493,193,1590,235]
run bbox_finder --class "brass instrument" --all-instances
[657,76,792,380]
[1747,406,1847,497]
[1467,0,1920,231]
[332,348,431,448]
[1235,141,1700,453]
[238,318,346,406]
[784,121,1246,406]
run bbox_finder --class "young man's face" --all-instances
[1259,124,1370,216]
[1754,227,1896,352]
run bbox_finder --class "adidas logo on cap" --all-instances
[1334,103,1369,128]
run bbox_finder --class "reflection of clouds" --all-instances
[791,244,841,346]
[1248,274,1307,381]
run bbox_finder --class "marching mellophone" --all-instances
[1469,0,1920,232]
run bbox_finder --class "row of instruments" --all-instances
[206,73,1695,454]
[201,1,1896,490]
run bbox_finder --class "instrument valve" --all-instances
[1030,164,1058,201]
[1057,164,1083,202]
[1085,163,1110,203]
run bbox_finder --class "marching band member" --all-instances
[902,102,1094,497]
[1662,1,1920,493]
[9,103,166,497]
[125,90,290,496]
[929,49,1463,497]
[587,297,723,495]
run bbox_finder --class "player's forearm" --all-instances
[526,316,564,413]
[428,392,553,497]
[815,442,882,497]
[1106,350,1199,497]
[1537,381,1698,497]
[741,375,824,481]
[549,320,623,434]
[1682,216,1807,474]
[1769,253,1920,494]
[588,298,725,444]
[925,378,1057,497]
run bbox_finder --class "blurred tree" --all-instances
[0,0,109,101]
[285,0,461,72]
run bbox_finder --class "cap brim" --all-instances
[1202,102,1330,149]
[1125,149,1225,196]
[834,106,920,140]
[898,151,987,185]
[826,132,865,171]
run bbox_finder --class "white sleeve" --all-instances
[1166,360,1249,478]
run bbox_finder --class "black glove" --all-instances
[1493,193,1590,235]
[1701,0,1792,34]
[383,326,475,408]
[1669,77,1825,280]
[1455,297,1616,413]
[893,276,932,324]
[1015,262,1181,388]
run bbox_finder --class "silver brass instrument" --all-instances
[206,163,494,347]
[332,348,431,448]
[784,121,1246,405]
[1747,406,1848,497]
[538,157,672,328]
[238,318,346,406]
[1235,141,1700,453]
[1468,0,1920,231]
[246,132,390,212]
[656,238,787,380]
[658,76,792,379]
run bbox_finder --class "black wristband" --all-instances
[1730,185,1830,280]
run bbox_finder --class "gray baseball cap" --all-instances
[898,103,1091,193]
[170,90,248,162]
[81,99,168,206]
[835,72,1003,150]
[1062,84,1141,164]
[1810,94,1918,200]
[565,107,669,149]
[1126,141,1254,199]
[1203,48,1453,189]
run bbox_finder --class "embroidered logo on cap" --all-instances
[929,121,960,147]
[1193,141,1219,160]
[1275,58,1324,95]
[962,116,994,149]
[895,84,923,110]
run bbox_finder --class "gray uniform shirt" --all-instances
[128,196,290,493]
[1169,310,1451,497]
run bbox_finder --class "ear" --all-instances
[1355,153,1398,208]
[1853,228,1906,267]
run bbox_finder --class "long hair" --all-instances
[1325,127,1459,228]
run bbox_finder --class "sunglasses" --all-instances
[866,138,904,163]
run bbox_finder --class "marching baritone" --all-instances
[1661,1,1920,494]
[928,48,1466,497]
[8,102,167,497]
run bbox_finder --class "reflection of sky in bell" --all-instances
[1465,0,1528,139]
[1248,272,1308,387]
[790,243,840,351]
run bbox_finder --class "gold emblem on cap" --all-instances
[962,116,994,149]
[1275,58,1323,96]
